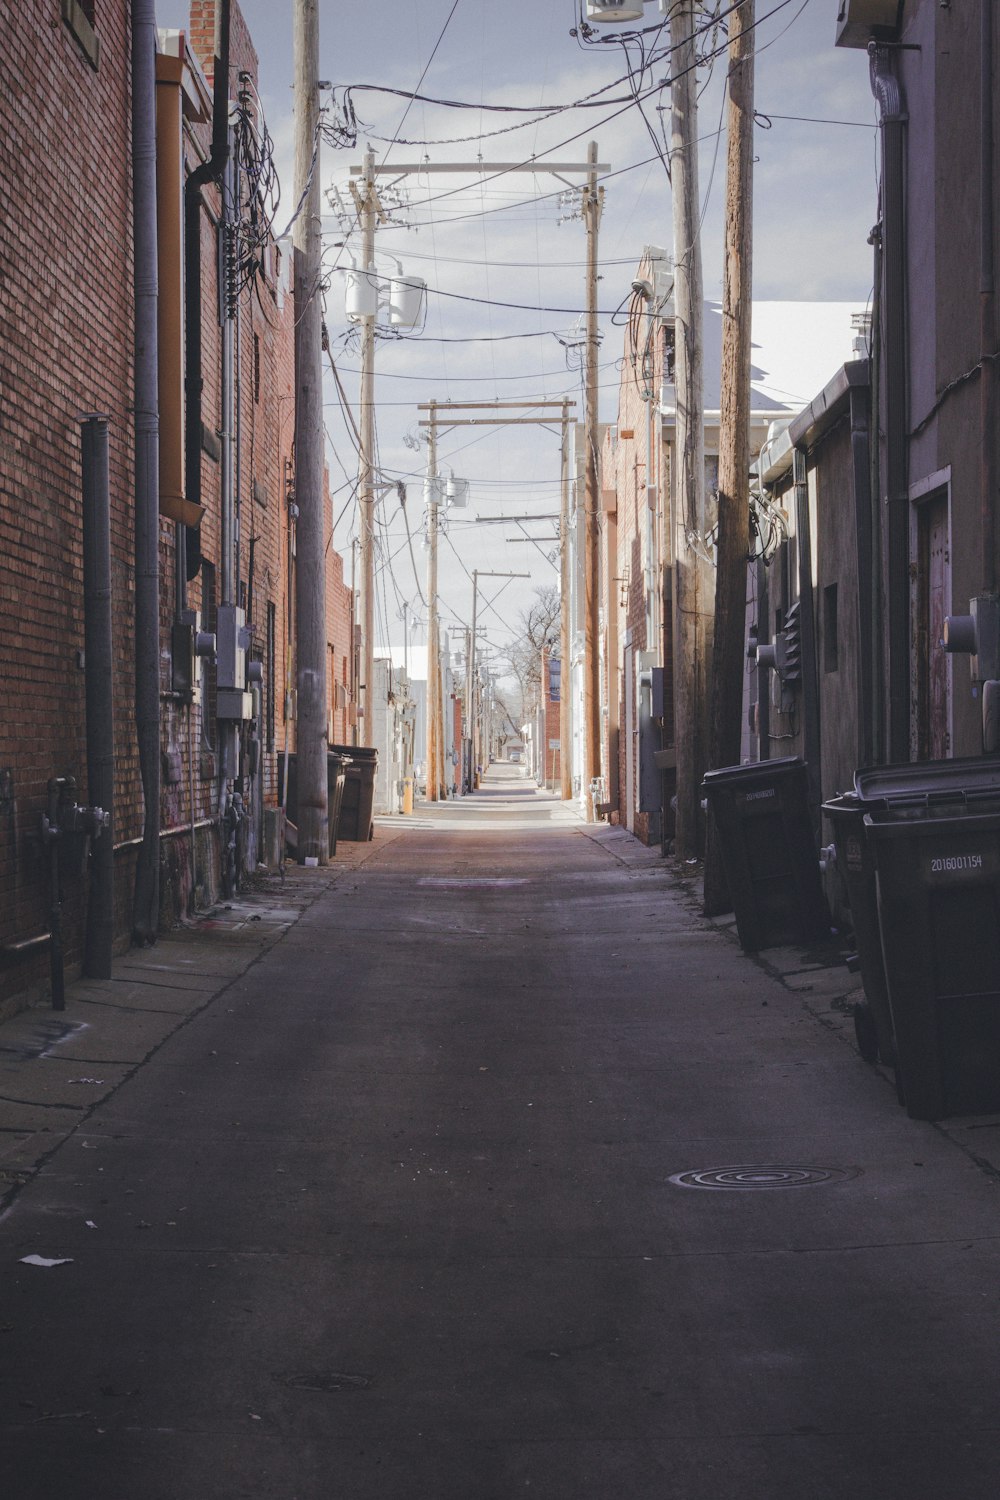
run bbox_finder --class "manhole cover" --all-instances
[668,1165,860,1191]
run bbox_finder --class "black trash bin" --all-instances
[701,757,829,953]
[279,751,352,858]
[330,742,377,842]
[326,753,351,855]
[857,757,1000,1120]
[822,792,895,1068]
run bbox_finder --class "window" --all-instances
[62,0,100,68]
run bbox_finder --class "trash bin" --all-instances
[822,792,895,1068]
[330,742,377,842]
[702,757,829,953]
[858,757,1000,1119]
[279,751,352,858]
[326,753,351,856]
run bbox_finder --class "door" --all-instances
[916,491,950,760]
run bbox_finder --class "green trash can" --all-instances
[860,758,1000,1119]
[702,757,829,953]
[330,743,377,842]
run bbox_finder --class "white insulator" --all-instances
[345,261,378,321]
[389,275,426,329]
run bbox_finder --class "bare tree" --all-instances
[500,584,561,721]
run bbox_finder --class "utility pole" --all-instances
[467,571,479,792]
[559,400,573,799]
[425,403,440,801]
[582,140,604,821]
[354,145,378,747]
[705,0,756,912]
[293,0,328,861]
[436,624,448,797]
[669,0,708,862]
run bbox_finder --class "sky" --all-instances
[156,0,878,680]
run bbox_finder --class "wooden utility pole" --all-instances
[468,571,479,791]
[355,145,378,747]
[293,0,328,861]
[559,400,573,799]
[582,141,604,821]
[705,0,756,911]
[669,0,708,862]
[425,404,440,801]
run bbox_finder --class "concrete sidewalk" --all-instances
[0,829,404,1206]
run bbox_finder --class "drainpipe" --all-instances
[792,448,822,816]
[184,0,231,582]
[131,0,161,945]
[868,220,885,764]
[981,0,997,595]
[849,373,876,768]
[80,415,114,978]
[869,42,909,763]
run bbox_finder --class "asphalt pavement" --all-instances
[2,764,1000,1499]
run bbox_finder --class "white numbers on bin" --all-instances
[930,854,983,873]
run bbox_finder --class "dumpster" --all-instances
[701,757,829,953]
[858,757,1000,1119]
[330,742,377,842]
[278,751,352,858]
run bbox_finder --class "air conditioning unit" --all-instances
[835,0,900,49]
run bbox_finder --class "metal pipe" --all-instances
[1,934,51,959]
[848,375,876,768]
[131,0,161,946]
[869,43,909,762]
[793,448,822,817]
[80,415,114,979]
[45,778,74,1012]
[982,0,997,593]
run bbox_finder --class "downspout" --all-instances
[81,415,115,977]
[183,0,231,583]
[868,220,885,763]
[981,0,997,594]
[792,448,822,815]
[869,42,909,763]
[849,369,876,768]
[131,0,161,945]
[755,554,770,759]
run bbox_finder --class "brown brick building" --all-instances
[0,1,354,1014]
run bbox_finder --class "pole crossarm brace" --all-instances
[351,161,609,177]
[419,417,572,429]
[417,401,575,411]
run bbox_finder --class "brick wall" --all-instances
[0,0,356,1008]
[0,1,137,1002]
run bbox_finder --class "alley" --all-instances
[3,768,1000,1499]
